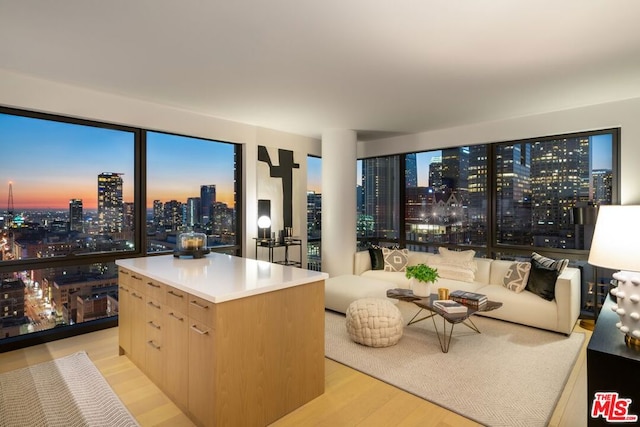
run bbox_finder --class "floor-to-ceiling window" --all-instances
[307,155,321,271]
[357,128,618,257]
[0,107,241,350]
[146,131,239,254]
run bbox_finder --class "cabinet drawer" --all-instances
[145,296,163,324]
[188,295,216,328]
[165,286,188,313]
[128,271,145,293]
[144,277,165,302]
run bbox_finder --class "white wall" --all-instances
[0,69,322,257]
[359,97,640,205]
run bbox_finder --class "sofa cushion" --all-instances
[526,259,559,301]
[502,262,532,293]
[439,247,476,261]
[531,252,569,273]
[427,254,477,282]
[382,248,409,272]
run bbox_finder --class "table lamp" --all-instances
[588,205,640,348]
[257,215,271,239]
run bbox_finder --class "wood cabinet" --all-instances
[163,285,189,412]
[117,257,325,427]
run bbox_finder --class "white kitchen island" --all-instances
[116,253,328,427]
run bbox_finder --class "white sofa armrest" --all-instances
[554,266,581,335]
[354,250,372,275]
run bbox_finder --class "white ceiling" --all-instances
[2,0,640,141]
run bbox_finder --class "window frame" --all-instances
[0,106,243,352]
[357,127,620,261]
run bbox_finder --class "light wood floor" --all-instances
[0,323,591,426]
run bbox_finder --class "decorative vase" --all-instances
[411,278,431,297]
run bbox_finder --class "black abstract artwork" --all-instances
[257,146,299,228]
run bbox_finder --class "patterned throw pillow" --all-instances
[503,262,532,293]
[382,248,409,272]
[531,252,569,273]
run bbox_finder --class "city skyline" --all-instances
[0,114,236,210]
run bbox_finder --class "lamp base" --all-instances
[625,334,640,350]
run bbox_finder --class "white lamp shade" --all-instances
[257,215,271,229]
[588,205,640,272]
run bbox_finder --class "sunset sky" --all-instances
[0,113,236,210]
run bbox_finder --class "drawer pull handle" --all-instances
[148,321,161,330]
[147,282,161,288]
[168,312,184,321]
[119,269,129,275]
[190,300,209,310]
[119,286,129,292]
[132,274,142,280]
[132,292,143,300]
[168,290,184,298]
[147,340,161,350]
[190,325,209,335]
[147,301,161,310]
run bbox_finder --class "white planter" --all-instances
[410,278,431,297]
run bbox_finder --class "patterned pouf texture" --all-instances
[346,298,403,347]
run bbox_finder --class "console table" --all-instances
[587,296,640,425]
[254,237,302,267]
[116,254,327,427]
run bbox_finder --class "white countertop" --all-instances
[116,253,328,303]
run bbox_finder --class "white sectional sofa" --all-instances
[349,250,581,335]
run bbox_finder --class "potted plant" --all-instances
[405,263,439,297]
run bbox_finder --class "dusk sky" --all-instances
[0,113,236,210]
[1,111,613,210]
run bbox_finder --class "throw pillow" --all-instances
[382,248,409,272]
[439,247,476,261]
[503,262,532,293]
[526,259,559,301]
[531,252,569,274]
[427,254,477,282]
[368,247,384,270]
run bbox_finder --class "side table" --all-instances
[254,237,302,267]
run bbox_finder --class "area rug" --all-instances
[325,302,584,427]
[0,351,139,427]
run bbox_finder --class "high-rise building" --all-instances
[69,199,83,233]
[186,197,201,228]
[405,153,418,187]
[200,185,216,225]
[592,169,613,205]
[97,173,123,233]
[153,200,163,229]
[306,191,322,239]
[362,156,399,239]
[495,143,531,244]
[163,200,183,231]
[123,202,135,232]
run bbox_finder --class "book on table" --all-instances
[433,300,468,314]
[449,290,488,307]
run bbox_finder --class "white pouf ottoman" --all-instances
[346,298,403,348]
[325,274,396,314]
